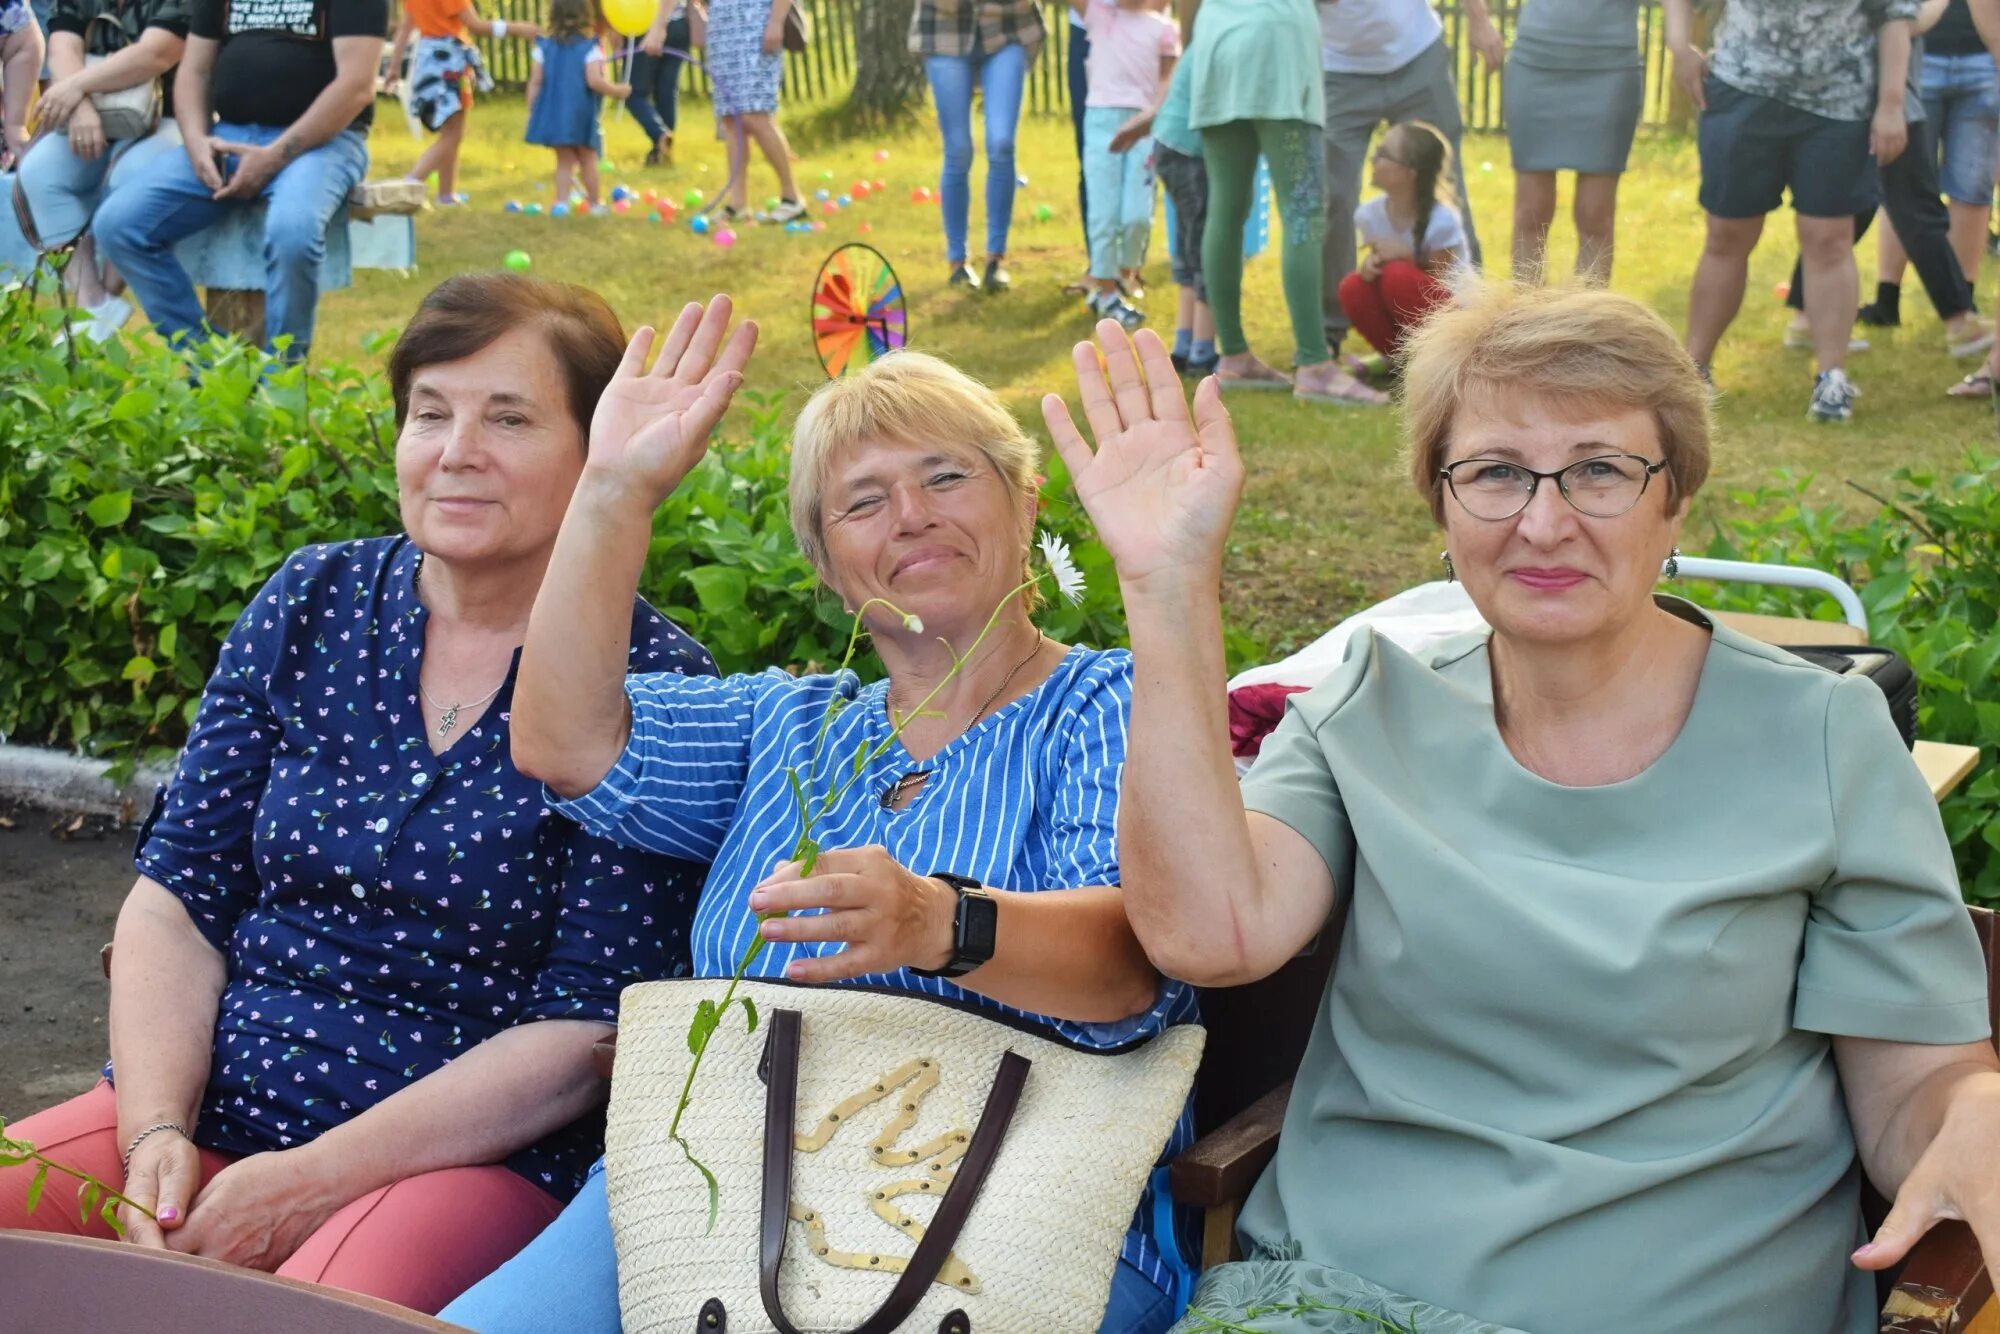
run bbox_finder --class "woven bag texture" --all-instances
[606,980,1204,1334]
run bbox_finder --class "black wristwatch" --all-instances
[909,872,997,979]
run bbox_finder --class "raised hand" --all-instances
[588,296,758,509]
[1041,321,1245,585]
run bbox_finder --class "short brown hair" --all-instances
[387,274,625,443]
[1401,282,1713,523]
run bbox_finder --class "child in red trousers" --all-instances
[1338,121,1466,363]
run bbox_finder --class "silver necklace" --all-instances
[879,633,1045,811]
[413,553,508,740]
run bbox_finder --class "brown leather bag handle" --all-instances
[756,1008,1029,1334]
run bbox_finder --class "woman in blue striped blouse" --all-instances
[441,297,1199,1334]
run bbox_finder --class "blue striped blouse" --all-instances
[554,644,1199,1295]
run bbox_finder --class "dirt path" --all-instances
[0,803,132,1121]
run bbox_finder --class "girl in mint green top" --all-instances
[1039,284,2000,1333]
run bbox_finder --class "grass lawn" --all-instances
[330,87,2000,656]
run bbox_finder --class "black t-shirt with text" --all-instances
[189,0,388,131]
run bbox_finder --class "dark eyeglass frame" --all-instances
[1437,453,1670,520]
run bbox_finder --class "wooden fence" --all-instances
[446,0,1684,129]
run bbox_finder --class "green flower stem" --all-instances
[665,572,1048,1231]
[0,1124,156,1236]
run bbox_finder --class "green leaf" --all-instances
[739,996,759,1035]
[108,389,159,421]
[122,655,157,684]
[100,1196,126,1237]
[681,1145,721,1235]
[688,998,720,1054]
[683,565,749,614]
[158,623,178,660]
[78,1180,99,1227]
[85,490,133,527]
[24,1163,47,1214]
[18,540,64,583]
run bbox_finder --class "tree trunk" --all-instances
[848,0,927,123]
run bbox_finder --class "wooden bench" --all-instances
[175,179,422,344]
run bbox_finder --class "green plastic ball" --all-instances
[503,249,532,273]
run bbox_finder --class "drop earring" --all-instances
[1440,550,1456,583]
[1663,546,1681,580]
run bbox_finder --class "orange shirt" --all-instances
[407,0,474,40]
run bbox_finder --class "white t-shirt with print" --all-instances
[1318,0,1442,74]
[1354,194,1466,256]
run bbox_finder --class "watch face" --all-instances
[960,889,999,964]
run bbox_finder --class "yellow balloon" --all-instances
[603,0,659,36]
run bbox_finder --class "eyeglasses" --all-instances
[1438,454,1669,521]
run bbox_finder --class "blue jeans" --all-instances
[1082,105,1155,279]
[92,121,368,361]
[924,42,1028,264]
[14,125,183,251]
[625,20,694,143]
[440,1159,1179,1334]
[1919,49,2000,206]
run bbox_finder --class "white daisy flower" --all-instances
[1038,530,1086,605]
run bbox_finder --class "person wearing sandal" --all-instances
[1946,340,1999,397]
[1179,0,1383,405]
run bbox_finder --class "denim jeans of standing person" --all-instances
[92,122,369,361]
[15,123,183,249]
[924,40,1028,264]
[625,17,694,145]
[1922,48,2000,206]
[1069,20,1090,250]
[439,1160,1181,1334]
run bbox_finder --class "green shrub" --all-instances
[0,290,1196,780]
[1696,455,2000,904]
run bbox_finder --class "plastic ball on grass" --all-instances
[575,199,592,215]
[1773,281,1791,299]
[837,194,852,207]
[815,188,831,202]
[648,211,661,224]
[601,159,619,172]
[859,221,873,234]
[525,202,543,215]
[852,181,870,197]
[551,202,569,218]
[684,188,705,207]
[692,214,711,234]
[820,168,834,181]
[714,228,738,248]
[766,195,781,210]
[872,179,886,191]
[1033,203,1054,222]
[822,200,839,215]
[874,148,890,162]
[503,249,531,273]
[504,200,522,213]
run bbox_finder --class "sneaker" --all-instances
[1857,300,1900,328]
[1170,350,1188,373]
[1807,368,1859,422]
[948,263,982,290]
[767,198,805,222]
[982,258,1011,293]
[84,294,132,342]
[1182,351,1220,378]
[1089,291,1145,330]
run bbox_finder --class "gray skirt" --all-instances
[1503,59,1642,174]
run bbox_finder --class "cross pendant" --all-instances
[436,704,459,738]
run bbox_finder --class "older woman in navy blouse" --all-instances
[441,299,1198,1334]
[0,274,714,1314]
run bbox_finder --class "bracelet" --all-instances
[122,1122,190,1177]
[490,17,507,37]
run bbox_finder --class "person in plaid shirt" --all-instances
[910,0,1044,292]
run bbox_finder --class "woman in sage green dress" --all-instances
[1041,287,2000,1334]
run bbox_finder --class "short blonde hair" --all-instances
[1401,282,1712,523]
[789,351,1040,580]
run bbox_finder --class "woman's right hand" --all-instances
[118,1129,199,1248]
[67,103,106,162]
[1041,320,1244,588]
[586,296,758,509]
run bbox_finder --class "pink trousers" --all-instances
[0,1082,564,1315]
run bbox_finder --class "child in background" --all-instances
[387,0,541,205]
[1114,52,1215,374]
[1072,0,1179,330]
[1337,121,1465,363]
[526,0,629,207]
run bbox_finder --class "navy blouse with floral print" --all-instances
[126,537,714,1201]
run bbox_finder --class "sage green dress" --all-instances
[1207,599,1989,1334]
[1182,0,1323,132]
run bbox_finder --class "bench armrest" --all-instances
[1880,1220,1990,1333]
[1169,1081,1292,1209]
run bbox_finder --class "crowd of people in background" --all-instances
[3,0,2000,420]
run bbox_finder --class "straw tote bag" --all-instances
[604,980,1204,1334]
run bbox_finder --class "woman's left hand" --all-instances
[1853,1070,2000,1280]
[166,1146,348,1271]
[36,74,88,129]
[748,847,957,982]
